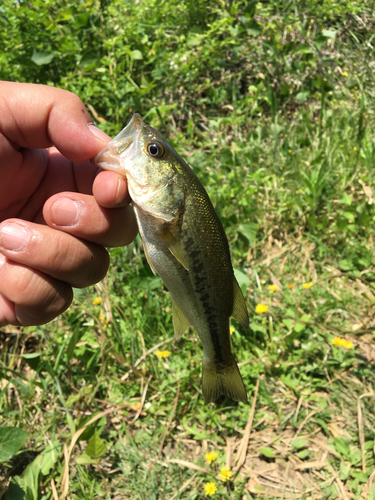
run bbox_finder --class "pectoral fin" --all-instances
[158,228,189,270]
[172,298,191,339]
[232,277,249,328]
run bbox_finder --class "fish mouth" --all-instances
[92,113,145,174]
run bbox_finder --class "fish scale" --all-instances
[92,113,249,403]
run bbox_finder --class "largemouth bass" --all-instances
[92,114,249,403]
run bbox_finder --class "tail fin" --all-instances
[201,357,247,404]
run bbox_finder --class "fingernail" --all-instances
[51,198,79,226]
[88,124,111,142]
[0,223,29,251]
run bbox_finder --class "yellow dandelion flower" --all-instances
[268,285,279,292]
[332,337,353,349]
[255,304,268,314]
[92,297,102,305]
[288,149,292,153]
[302,282,313,289]
[287,283,295,289]
[341,71,348,76]
[230,327,235,336]
[219,466,232,482]
[342,339,354,349]
[99,315,109,326]
[205,451,218,464]
[156,350,171,358]
[204,482,217,496]
[353,146,357,151]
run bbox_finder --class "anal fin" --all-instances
[172,298,191,339]
[232,276,249,329]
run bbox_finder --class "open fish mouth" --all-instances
[92,113,144,173]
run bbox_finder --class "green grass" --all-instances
[1,0,375,499]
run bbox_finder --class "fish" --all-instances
[92,114,249,403]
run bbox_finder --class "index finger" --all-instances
[0,81,110,162]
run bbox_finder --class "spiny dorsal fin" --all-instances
[232,276,249,329]
[158,228,189,271]
[172,298,191,339]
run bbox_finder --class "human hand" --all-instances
[0,82,137,327]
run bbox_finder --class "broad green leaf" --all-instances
[80,50,99,69]
[283,318,293,329]
[35,440,61,476]
[11,459,40,500]
[350,470,369,483]
[294,315,309,333]
[342,211,355,222]
[333,437,350,458]
[79,414,107,442]
[0,427,29,462]
[247,20,261,36]
[12,378,32,399]
[315,418,329,436]
[294,43,313,54]
[31,50,55,66]
[237,222,257,245]
[291,438,308,451]
[323,30,337,38]
[297,449,309,459]
[365,440,374,450]
[55,7,73,22]
[340,463,349,481]
[259,447,275,458]
[75,13,89,28]
[86,430,107,459]
[249,322,267,334]
[296,91,309,103]
[280,374,298,391]
[20,353,42,371]
[76,453,96,465]
[339,259,354,271]
[4,483,24,500]
[340,193,352,206]
[234,269,250,295]
[131,49,143,60]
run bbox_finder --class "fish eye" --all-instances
[147,141,164,158]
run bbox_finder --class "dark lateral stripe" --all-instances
[185,237,225,365]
